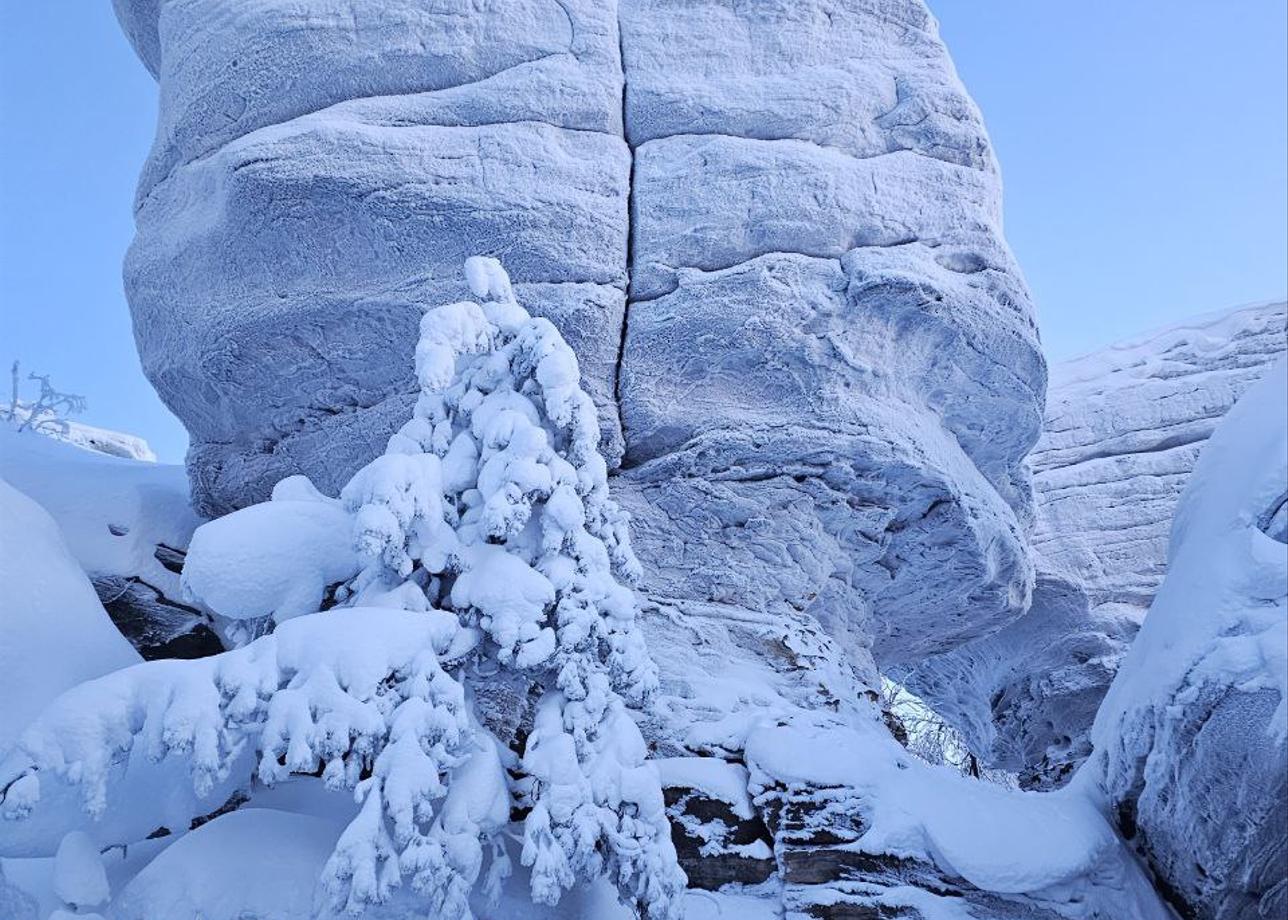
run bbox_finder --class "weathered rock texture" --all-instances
[896,571,1137,790]
[1033,302,1286,618]
[114,0,1043,684]
[112,1,1061,912]
[900,302,1287,788]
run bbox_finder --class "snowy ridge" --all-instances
[4,407,156,461]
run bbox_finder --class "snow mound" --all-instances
[182,491,358,625]
[110,809,339,920]
[0,426,215,659]
[1082,357,1287,919]
[0,426,198,591]
[0,478,139,751]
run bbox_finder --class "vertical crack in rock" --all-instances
[613,0,635,442]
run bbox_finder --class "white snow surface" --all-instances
[52,830,109,910]
[182,491,358,623]
[0,476,240,857]
[0,426,199,592]
[746,712,1171,918]
[0,478,139,751]
[110,809,341,920]
[3,408,156,461]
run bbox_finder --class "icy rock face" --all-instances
[900,302,1287,788]
[114,0,1042,671]
[1082,359,1288,920]
[895,572,1136,790]
[113,0,631,513]
[113,3,1048,907]
[1032,301,1286,619]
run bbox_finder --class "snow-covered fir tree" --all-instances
[0,258,684,920]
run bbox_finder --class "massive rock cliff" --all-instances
[113,0,1044,701]
[900,302,1287,788]
[1032,301,1286,617]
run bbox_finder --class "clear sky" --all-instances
[1,3,1285,463]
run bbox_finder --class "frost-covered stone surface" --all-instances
[1080,359,1287,920]
[113,0,1044,680]
[1032,301,1286,618]
[900,302,1287,788]
[77,0,1274,914]
[895,572,1136,790]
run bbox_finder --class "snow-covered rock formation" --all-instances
[899,302,1287,787]
[0,479,139,751]
[4,405,156,460]
[1033,301,1286,617]
[2,259,1176,920]
[112,0,1045,681]
[1082,359,1287,920]
[101,2,1071,913]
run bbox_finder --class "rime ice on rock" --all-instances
[111,0,1043,692]
[899,302,1287,788]
[1082,360,1288,920]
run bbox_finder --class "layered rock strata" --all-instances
[900,302,1287,787]
[112,0,1054,911]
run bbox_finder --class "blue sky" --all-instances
[1,3,1285,463]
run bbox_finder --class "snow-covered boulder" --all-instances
[112,0,1043,685]
[743,712,1171,919]
[1080,358,1287,920]
[182,481,359,634]
[52,830,109,912]
[0,478,242,859]
[109,809,340,920]
[113,0,630,512]
[0,479,139,751]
